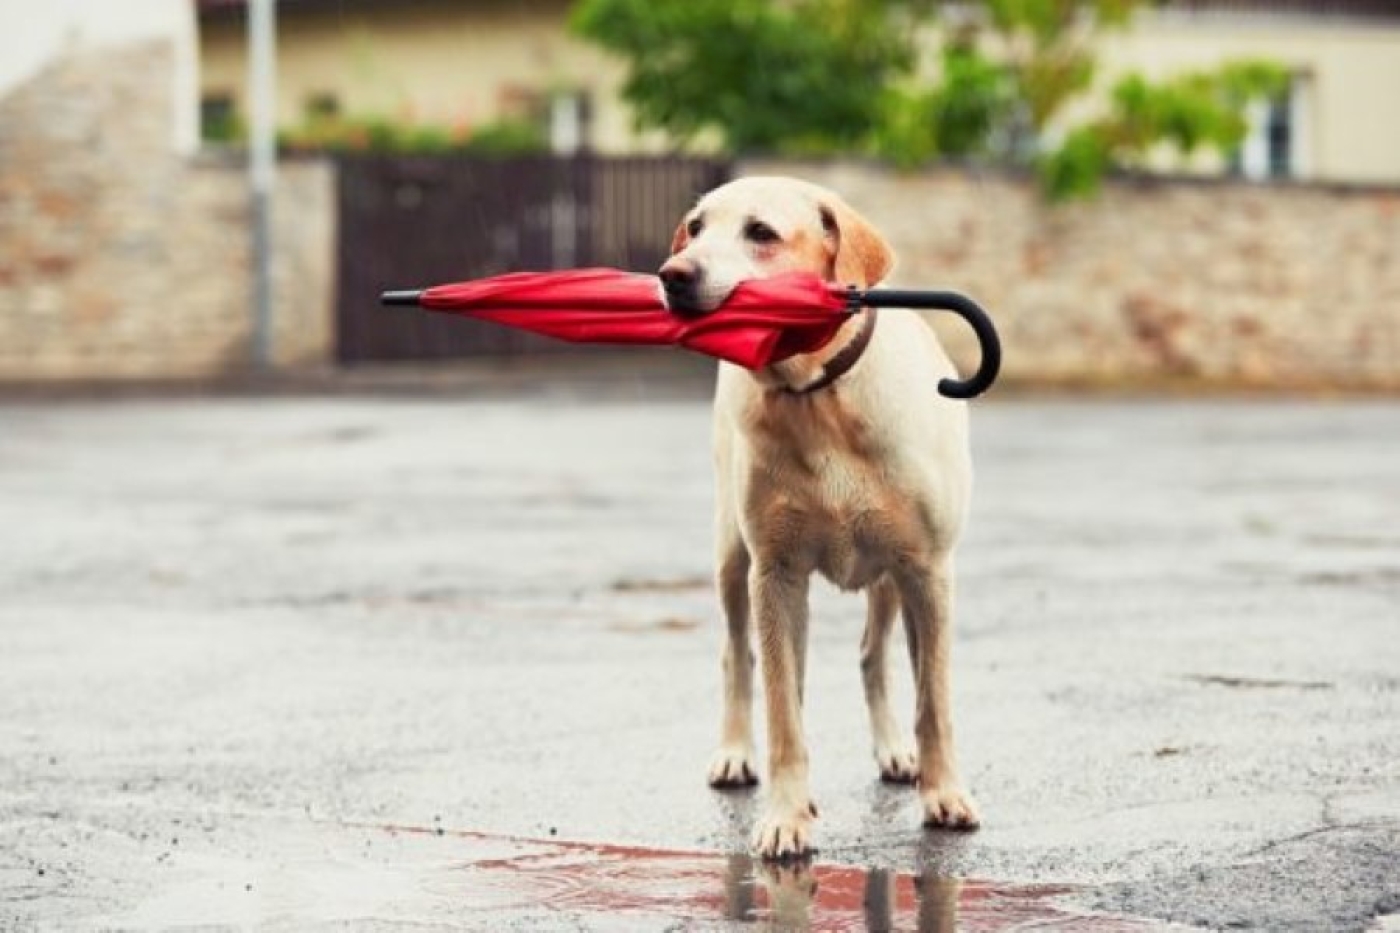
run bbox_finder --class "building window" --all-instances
[200,92,239,143]
[1264,96,1292,178]
[469,85,580,154]
[497,85,551,128]
[304,92,341,122]
[549,91,593,155]
[1233,77,1306,181]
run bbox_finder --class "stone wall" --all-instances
[0,40,334,382]
[744,160,1400,390]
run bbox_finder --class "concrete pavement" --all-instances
[1,386,1397,930]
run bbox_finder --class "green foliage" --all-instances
[981,0,1138,40]
[874,41,1014,167]
[570,0,1289,199]
[919,0,1141,156]
[872,87,939,169]
[891,1,1290,198]
[1037,59,1289,199]
[278,115,547,155]
[1037,125,1112,199]
[570,0,919,153]
[201,109,244,145]
[929,42,1018,157]
[460,119,550,155]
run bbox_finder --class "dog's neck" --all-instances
[760,307,877,395]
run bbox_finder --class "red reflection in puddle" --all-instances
[356,823,1157,930]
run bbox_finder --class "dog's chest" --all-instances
[741,399,922,590]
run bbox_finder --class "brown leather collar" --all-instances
[783,308,877,395]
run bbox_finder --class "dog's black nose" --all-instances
[658,262,704,315]
[655,261,700,316]
[659,263,696,294]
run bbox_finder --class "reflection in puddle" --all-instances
[363,823,1157,930]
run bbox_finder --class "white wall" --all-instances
[1098,11,1400,184]
[0,0,199,154]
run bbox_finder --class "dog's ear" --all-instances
[669,220,690,256]
[820,199,894,287]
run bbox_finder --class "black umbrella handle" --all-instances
[850,288,1001,399]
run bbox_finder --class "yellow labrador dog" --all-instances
[659,176,980,859]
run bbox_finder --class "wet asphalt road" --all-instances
[1,381,1397,930]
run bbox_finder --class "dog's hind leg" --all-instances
[708,525,758,788]
[861,576,918,783]
[897,554,980,830]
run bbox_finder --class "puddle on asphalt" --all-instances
[352,823,1159,930]
[120,821,1165,929]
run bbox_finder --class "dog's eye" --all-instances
[686,217,704,238]
[744,221,780,244]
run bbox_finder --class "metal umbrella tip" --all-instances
[380,290,424,306]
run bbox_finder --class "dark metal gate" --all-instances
[335,155,731,361]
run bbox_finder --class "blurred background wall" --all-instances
[0,0,334,381]
[0,1,1396,388]
[747,158,1400,389]
[192,1,1400,184]
[0,0,199,156]
[196,0,672,156]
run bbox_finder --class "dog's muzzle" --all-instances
[658,260,707,317]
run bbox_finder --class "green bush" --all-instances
[278,115,548,155]
[459,119,548,155]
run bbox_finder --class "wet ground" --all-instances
[1,380,1397,930]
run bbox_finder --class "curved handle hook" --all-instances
[852,288,1002,398]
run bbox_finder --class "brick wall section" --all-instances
[0,40,334,381]
[744,160,1400,390]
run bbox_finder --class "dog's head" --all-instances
[659,176,893,315]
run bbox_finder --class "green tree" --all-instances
[978,0,1138,142]
[873,38,1017,167]
[570,0,924,153]
[572,0,1288,199]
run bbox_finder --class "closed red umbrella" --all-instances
[381,268,1000,398]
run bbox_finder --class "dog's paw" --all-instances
[757,860,818,923]
[758,860,818,897]
[753,801,818,860]
[707,746,759,788]
[920,783,981,831]
[875,744,919,784]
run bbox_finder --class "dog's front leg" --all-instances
[709,538,758,786]
[750,563,817,858]
[897,554,981,830]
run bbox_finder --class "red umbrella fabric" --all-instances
[398,267,854,370]
[381,267,1002,398]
